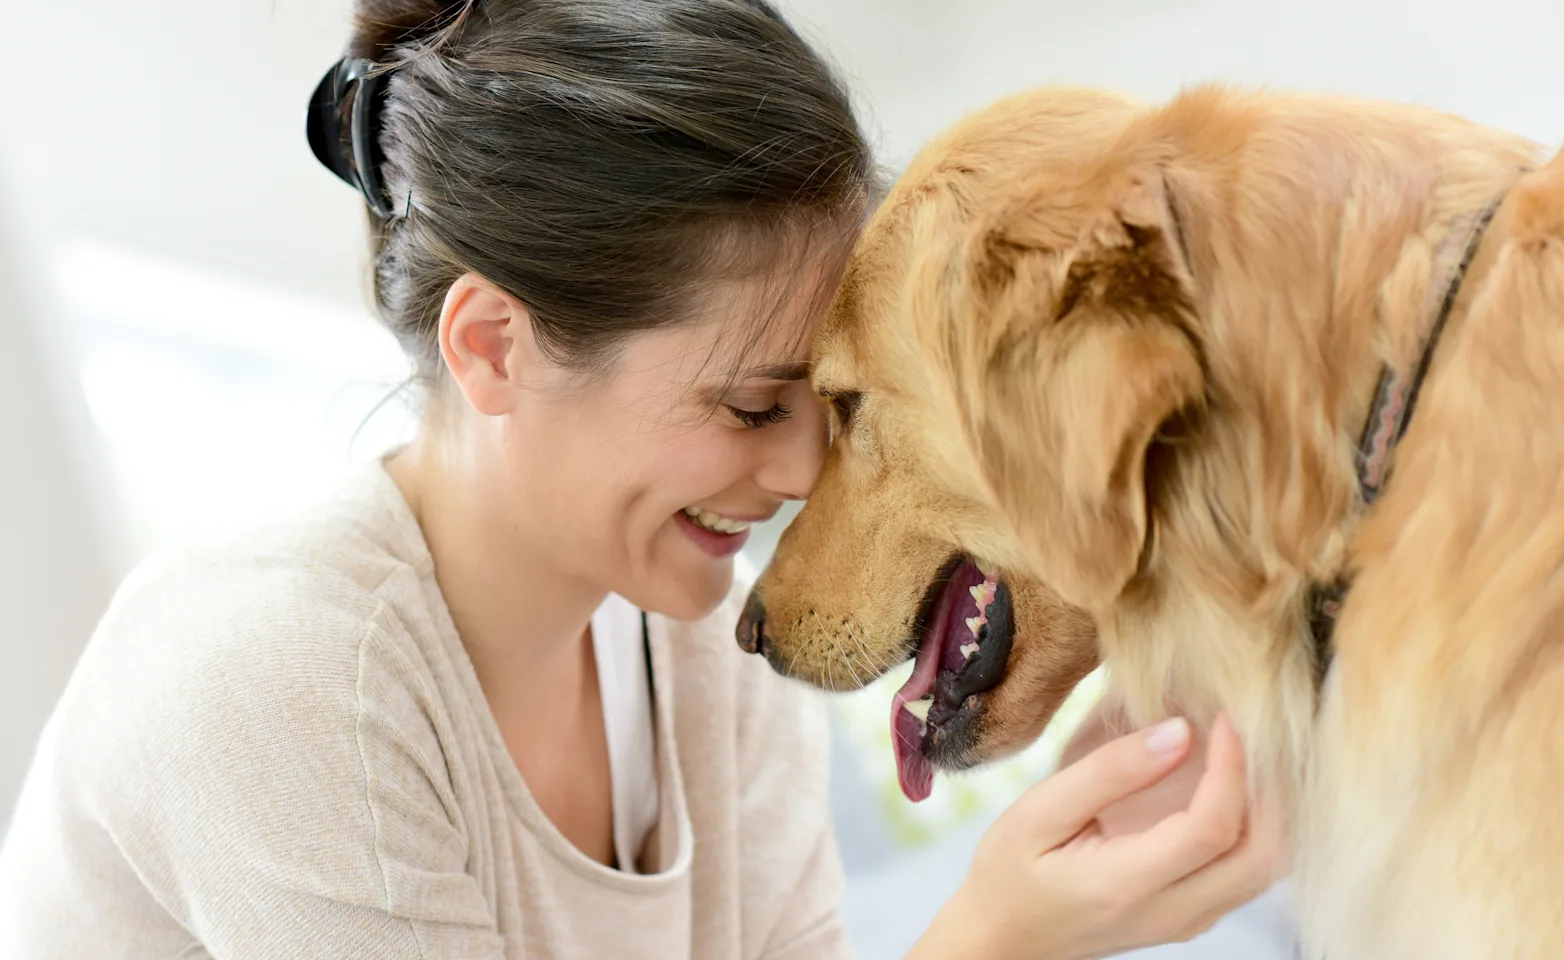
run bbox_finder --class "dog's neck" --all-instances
[1102,102,1535,795]
[1160,129,1524,595]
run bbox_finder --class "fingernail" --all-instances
[1145,717,1190,756]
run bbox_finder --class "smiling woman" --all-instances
[0,1,877,956]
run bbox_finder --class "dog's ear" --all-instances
[960,169,1205,610]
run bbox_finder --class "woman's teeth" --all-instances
[682,506,751,535]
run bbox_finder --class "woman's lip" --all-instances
[673,510,752,558]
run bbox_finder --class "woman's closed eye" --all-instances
[726,402,793,429]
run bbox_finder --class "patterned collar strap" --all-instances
[1307,198,1503,677]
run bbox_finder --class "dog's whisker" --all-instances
[812,613,858,688]
[842,629,881,684]
[805,608,839,689]
[813,608,868,690]
[785,633,805,680]
[832,635,864,689]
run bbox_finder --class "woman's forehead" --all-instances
[580,234,852,394]
[673,260,840,376]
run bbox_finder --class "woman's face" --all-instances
[439,252,839,621]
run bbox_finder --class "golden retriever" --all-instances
[736,86,1564,958]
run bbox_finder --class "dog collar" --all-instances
[1306,198,1503,678]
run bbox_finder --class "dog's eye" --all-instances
[824,391,862,431]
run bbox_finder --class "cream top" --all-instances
[0,464,848,959]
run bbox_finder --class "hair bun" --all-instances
[349,0,472,60]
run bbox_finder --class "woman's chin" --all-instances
[637,555,735,624]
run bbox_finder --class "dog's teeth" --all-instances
[904,698,932,722]
[972,581,996,613]
[960,641,980,660]
[965,616,983,637]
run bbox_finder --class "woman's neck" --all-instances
[385,440,607,714]
[387,438,619,866]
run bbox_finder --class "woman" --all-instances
[0,1,1283,957]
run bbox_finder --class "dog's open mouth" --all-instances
[890,558,1015,802]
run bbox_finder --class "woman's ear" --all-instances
[438,272,536,417]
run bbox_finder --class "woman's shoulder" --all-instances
[105,475,429,666]
[17,484,488,940]
[52,472,444,790]
[135,464,425,620]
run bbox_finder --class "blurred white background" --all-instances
[2,0,1560,957]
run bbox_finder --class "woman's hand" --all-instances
[1056,698,1213,841]
[908,712,1287,960]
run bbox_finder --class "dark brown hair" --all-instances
[340,0,875,380]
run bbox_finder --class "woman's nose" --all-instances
[757,398,828,501]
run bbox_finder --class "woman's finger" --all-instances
[1105,714,1251,889]
[1140,784,1289,940]
[1007,716,1195,853]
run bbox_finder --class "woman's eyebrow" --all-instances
[740,361,811,382]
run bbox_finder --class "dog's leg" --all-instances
[1300,150,1564,960]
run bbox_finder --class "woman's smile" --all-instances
[674,505,772,558]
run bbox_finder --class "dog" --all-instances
[736,85,1564,958]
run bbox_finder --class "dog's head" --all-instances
[737,89,1216,798]
[742,84,1537,802]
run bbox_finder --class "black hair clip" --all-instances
[305,58,395,219]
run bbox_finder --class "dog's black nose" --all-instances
[736,592,770,657]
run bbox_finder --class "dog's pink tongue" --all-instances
[889,593,949,803]
[891,699,933,802]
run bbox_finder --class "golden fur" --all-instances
[752,85,1564,958]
